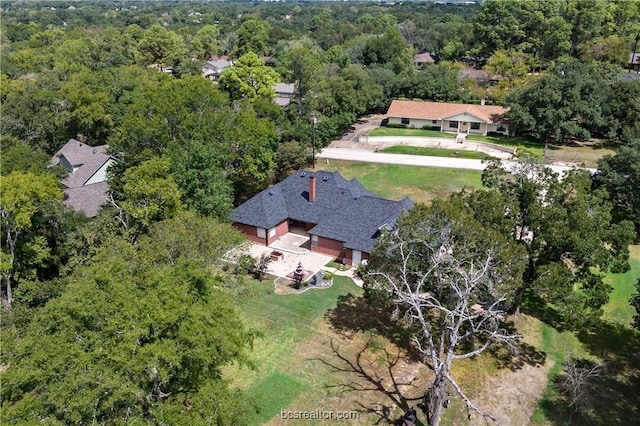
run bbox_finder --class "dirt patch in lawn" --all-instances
[264,295,553,425]
[264,317,433,425]
[467,360,552,426]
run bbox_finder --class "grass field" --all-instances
[317,160,484,204]
[369,127,615,167]
[230,161,638,424]
[370,127,457,138]
[603,245,640,325]
[230,249,638,425]
[224,276,365,424]
[380,145,495,160]
[530,245,640,425]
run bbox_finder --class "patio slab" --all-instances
[247,242,333,280]
[269,233,310,254]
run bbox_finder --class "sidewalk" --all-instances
[321,266,364,287]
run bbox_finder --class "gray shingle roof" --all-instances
[231,171,413,253]
[50,139,115,217]
[50,139,113,188]
[63,181,109,218]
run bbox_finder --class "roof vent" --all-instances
[268,190,274,195]
[322,176,329,181]
[300,172,307,177]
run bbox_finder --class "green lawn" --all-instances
[318,160,483,204]
[224,276,363,425]
[369,127,456,138]
[369,127,615,166]
[530,245,640,425]
[381,145,495,160]
[603,245,640,325]
[466,134,545,158]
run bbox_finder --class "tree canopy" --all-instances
[1,218,254,424]
[364,200,527,425]
[481,158,634,328]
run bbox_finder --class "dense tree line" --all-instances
[2,1,640,423]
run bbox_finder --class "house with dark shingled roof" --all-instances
[231,171,413,266]
[49,139,116,217]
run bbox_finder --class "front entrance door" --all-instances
[352,250,362,265]
[460,121,469,133]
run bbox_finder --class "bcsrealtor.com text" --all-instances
[280,409,360,420]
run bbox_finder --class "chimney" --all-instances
[309,176,316,202]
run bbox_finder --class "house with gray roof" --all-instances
[273,83,295,107]
[202,57,232,81]
[231,170,412,265]
[50,139,116,217]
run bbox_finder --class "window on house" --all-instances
[497,125,506,132]
[470,122,481,130]
[311,235,318,246]
[269,228,276,238]
[432,120,438,124]
[401,118,410,125]
[449,121,459,128]
[257,228,266,238]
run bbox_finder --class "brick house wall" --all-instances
[266,220,289,246]
[313,236,345,258]
[234,223,266,245]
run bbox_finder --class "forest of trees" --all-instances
[1,0,640,423]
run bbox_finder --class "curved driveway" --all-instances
[317,148,595,175]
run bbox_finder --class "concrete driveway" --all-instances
[330,113,387,148]
[317,148,595,174]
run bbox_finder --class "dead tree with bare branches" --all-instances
[559,358,603,423]
[364,203,527,426]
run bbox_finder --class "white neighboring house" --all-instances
[49,139,116,217]
[201,57,232,81]
[386,100,509,136]
[273,82,295,107]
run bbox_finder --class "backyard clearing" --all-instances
[227,246,638,425]
[226,275,556,425]
[316,160,483,204]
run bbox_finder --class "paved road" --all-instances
[317,148,596,175]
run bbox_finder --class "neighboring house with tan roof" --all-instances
[414,52,438,67]
[49,139,116,217]
[460,67,501,85]
[386,100,510,136]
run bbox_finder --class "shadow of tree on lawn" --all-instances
[327,293,548,371]
[538,319,640,425]
[312,339,427,425]
[325,293,423,362]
